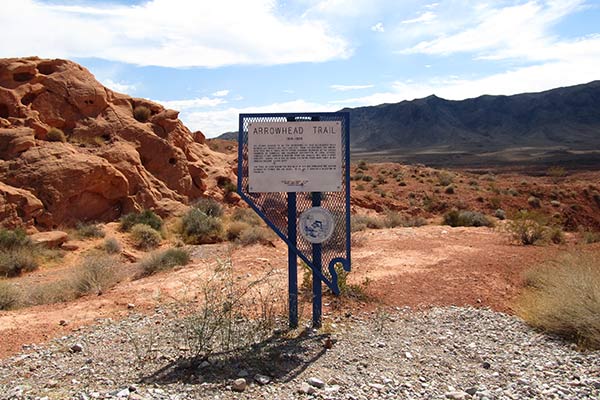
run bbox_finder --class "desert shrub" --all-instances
[217,178,237,195]
[527,196,541,208]
[139,248,190,277]
[494,209,506,220]
[548,227,565,244]
[351,214,384,232]
[355,184,365,191]
[181,258,279,357]
[0,228,30,251]
[131,224,162,250]
[580,228,600,244]
[362,175,373,182]
[443,209,493,228]
[383,211,427,228]
[231,208,261,225]
[437,170,454,186]
[133,105,151,122]
[226,221,250,241]
[0,281,20,310]
[27,280,75,306]
[103,237,122,254]
[507,210,549,245]
[357,160,368,170]
[76,222,105,239]
[516,252,600,349]
[193,197,224,217]
[120,210,163,232]
[0,250,38,277]
[546,166,566,182]
[334,263,369,300]
[46,127,66,142]
[444,185,455,194]
[181,208,223,244]
[237,226,273,246]
[70,255,120,296]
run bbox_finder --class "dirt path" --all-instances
[0,225,573,359]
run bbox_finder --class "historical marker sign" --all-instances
[247,121,343,193]
[238,112,351,329]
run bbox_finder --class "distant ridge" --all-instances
[215,82,600,167]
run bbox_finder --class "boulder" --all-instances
[31,230,68,248]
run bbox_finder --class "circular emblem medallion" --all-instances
[299,207,335,244]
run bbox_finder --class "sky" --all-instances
[3,0,600,137]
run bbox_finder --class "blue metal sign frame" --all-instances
[238,112,351,328]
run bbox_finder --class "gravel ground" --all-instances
[1,306,599,400]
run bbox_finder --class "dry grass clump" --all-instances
[0,228,38,277]
[46,127,66,142]
[103,237,122,254]
[139,248,190,277]
[70,255,121,296]
[579,228,600,244]
[516,252,600,349]
[131,224,162,250]
[443,209,493,228]
[351,214,384,232]
[225,208,273,245]
[193,197,224,217]
[383,211,427,228]
[133,105,151,122]
[0,280,20,310]
[120,209,163,232]
[75,222,105,239]
[506,210,563,245]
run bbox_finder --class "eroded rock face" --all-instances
[0,57,233,228]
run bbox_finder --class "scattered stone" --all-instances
[298,382,316,395]
[59,320,68,326]
[369,383,386,391]
[307,377,325,389]
[232,378,246,392]
[237,370,249,378]
[465,387,478,396]
[127,303,136,309]
[254,374,270,385]
[445,391,468,399]
[30,231,68,248]
[405,351,413,359]
[482,361,491,369]
[70,343,84,353]
[61,240,81,251]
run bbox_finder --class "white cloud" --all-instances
[330,84,374,91]
[156,97,226,111]
[1,0,351,68]
[212,90,230,97]
[181,100,338,137]
[401,0,585,59]
[101,78,137,94]
[371,22,384,32]
[401,11,436,24]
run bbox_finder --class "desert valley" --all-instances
[0,57,599,400]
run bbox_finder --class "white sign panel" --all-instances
[248,121,342,193]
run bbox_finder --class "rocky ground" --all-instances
[1,306,599,400]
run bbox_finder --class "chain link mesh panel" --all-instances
[238,113,350,294]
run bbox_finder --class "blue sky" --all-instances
[3,0,600,136]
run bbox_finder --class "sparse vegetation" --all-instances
[0,228,30,251]
[494,209,506,220]
[527,196,541,208]
[443,209,493,228]
[70,255,121,296]
[103,237,122,254]
[357,160,368,170]
[547,166,567,183]
[181,208,223,244]
[383,210,427,228]
[131,224,162,250]
[580,228,600,244]
[506,210,549,245]
[133,105,151,122]
[46,127,66,142]
[0,228,39,277]
[516,252,600,349]
[0,280,20,310]
[139,248,190,277]
[75,222,105,239]
[120,210,163,232]
[192,197,224,217]
[437,170,454,186]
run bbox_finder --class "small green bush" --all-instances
[130,224,162,250]
[357,160,368,170]
[133,105,151,122]
[528,196,541,208]
[437,170,455,186]
[139,248,190,277]
[46,127,66,142]
[444,185,455,194]
[443,210,493,227]
[76,222,105,239]
[507,210,549,245]
[120,210,163,232]
[103,237,122,254]
[181,208,223,244]
[0,228,30,251]
[193,198,224,217]
[0,281,20,310]
[516,252,600,349]
[0,250,38,277]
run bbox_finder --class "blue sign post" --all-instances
[238,112,351,328]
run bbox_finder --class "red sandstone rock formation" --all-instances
[0,57,234,228]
